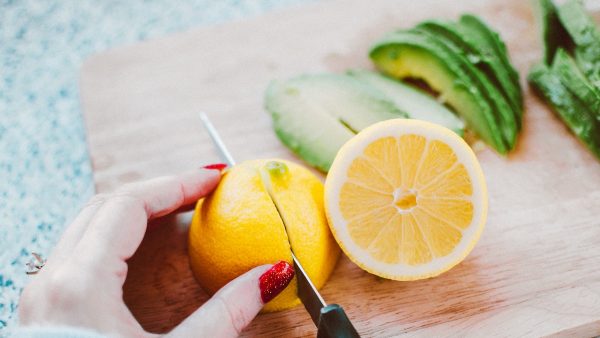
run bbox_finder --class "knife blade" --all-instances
[199,112,360,337]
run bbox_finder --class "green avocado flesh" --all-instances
[417,19,522,132]
[528,63,600,159]
[346,69,464,134]
[552,48,600,114]
[265,74,407,172]
[370,30,508,154]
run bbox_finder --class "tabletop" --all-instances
[79,0,600,336]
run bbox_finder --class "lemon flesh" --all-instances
[325,119,487,280]
[189,159,340,311]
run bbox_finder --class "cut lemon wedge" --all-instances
[324,119,487,280]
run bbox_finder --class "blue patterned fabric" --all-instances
[0,0,307,335]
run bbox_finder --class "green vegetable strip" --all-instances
[534,0,572,65]
[528,63,600,159]
[557,0,600,89]
[552,48,600,115]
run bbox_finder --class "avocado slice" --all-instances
[533,0,573,64]
[528,63,600,159]
[458,15,521,96]
[552,48,600,114]
[557,0,600,88]
[417,19,523,131]
[346,69,465,134]
[412,27,518,150]
[265,74,407,172]
[370,30,507,153]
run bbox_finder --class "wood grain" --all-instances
[79,0,600,336]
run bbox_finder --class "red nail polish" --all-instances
[202,163,227,171]
[259,261,295,304]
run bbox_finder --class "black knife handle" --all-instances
[316,304,361,338]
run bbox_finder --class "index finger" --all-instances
[74,168,222,265]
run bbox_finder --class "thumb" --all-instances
[166,261,295,338]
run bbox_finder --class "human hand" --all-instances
[18,167,295,337]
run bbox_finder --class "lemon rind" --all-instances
[325,119,488,281]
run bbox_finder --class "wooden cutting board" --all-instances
[80,0,600,336]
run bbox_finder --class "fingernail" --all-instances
[202,163,227,171]
[259,261,295,304]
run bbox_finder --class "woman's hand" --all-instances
[18,167,294,337]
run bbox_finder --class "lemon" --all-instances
[189,159,340,311]
[324,119,487,280]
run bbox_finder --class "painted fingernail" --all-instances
[202,163,227,171]
[259,261,295,304]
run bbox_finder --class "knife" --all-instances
[199,112,360,338]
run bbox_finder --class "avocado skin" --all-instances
[535,0,573,64]
[552,48,600,115]
[528,63,600,159]
[557,0,600,88]
[370,30,508,154]
[417,19,523,131]
[458,15,521,98]
[413,27,517,150]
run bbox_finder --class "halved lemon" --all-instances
[324,119,487,280]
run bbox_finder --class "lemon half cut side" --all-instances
[324,119,487,280]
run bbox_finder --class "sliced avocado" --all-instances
[533,0,573,64]
[458,15,521,96]
[370,30,508,153]
[552,48,600,114]
[412,27,518,150]
[346,69,465,134]
[417,19,523,131]
[265,74,407,172]
[528,63,600,159]
[557,0,600,88]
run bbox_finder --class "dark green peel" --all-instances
[528,63,600,159]
[413,27,517,150]
[459,14,521,96]
[417,20,523,131]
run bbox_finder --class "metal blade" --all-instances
[199,112,236,167]
[292,252,327,325]
[198,111,327,325]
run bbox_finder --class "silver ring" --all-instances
[25,252,46,275]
